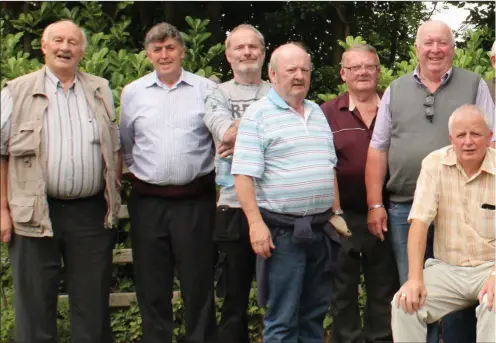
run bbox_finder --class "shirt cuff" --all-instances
[231,168,263,179]
[369,141,390,151]
[123,154,134,168]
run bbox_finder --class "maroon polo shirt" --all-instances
[321,92,380,213]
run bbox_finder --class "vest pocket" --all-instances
[10,195,39,227]
[9,122,37,157]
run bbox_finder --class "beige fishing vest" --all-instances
[5,66,121,237]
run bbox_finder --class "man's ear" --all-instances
[340,68,346,82]
[41,39,47,56]
[268,67,277,84]
[225,49,232,64]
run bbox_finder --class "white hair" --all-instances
[415,20,455,47]
[491,40,496,56]
[42,20,88,51]
[225,24,265,51]
[448,104,492,134]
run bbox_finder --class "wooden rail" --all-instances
[58,204,182,307]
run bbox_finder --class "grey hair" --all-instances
[448,104,492,134]
[491,41,496,56]
[145,22,185,50]
[269,42,312,71]
[340,43,380,67]
[41,20,88,51]
[415,20,455,47]
[225,24,265,51]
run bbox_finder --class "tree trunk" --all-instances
[388,3,401,67]
[330,3,350,65]
[163,2,175,25]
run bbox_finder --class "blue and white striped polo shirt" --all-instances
[231,88,337,216]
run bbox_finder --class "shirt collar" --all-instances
[442,146,496,176]
[348,93,381,111]
[145,68,194,89]
[413,65,452,87]
[267,88,290,109]
[45,66,77,92]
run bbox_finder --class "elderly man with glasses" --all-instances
[365,20,495,343]
[321,44,399,343]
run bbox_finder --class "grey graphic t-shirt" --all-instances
[204,79,271,207]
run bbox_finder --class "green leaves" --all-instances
[181,16,225,78]
[339,35,367,49]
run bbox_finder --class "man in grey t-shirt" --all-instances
[204,24,270,343]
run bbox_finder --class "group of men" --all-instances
[0,17,494,343]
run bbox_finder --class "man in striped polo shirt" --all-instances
[0,21,121,342]
[232,43,339,343]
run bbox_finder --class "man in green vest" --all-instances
[365,20,495,343]
[0,20,121,343]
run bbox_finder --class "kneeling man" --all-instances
[391,104,495,342]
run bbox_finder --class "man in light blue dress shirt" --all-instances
[119,22,217,343]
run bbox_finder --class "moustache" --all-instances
[292,80,305,86]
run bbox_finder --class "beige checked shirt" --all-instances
[408,146,495,267]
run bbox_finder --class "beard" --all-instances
[235,60,263,74]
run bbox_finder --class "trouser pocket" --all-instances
[213,206,248,241]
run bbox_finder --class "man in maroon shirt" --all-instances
[321,44,399,343]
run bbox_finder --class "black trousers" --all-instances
[8,193,116,343]
[330,211,399,343]
[129,189,217,343]
[214,207,256,343]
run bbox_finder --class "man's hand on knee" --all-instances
[394,279,427,314]
[478,271,495,311]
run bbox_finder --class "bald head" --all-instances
[414,20,455,79]
[269,43,311,72]
[42,20,87,51]
[268,43,312,106]
[415,20,454,47]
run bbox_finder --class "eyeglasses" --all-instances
[343,64,379,73]
[424,93,435,123]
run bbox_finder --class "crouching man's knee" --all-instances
[391,294,429,341]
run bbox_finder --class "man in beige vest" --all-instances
[0,20,121,343]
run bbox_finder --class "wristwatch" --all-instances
[368,204,385,211]
[333,209,344,215]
